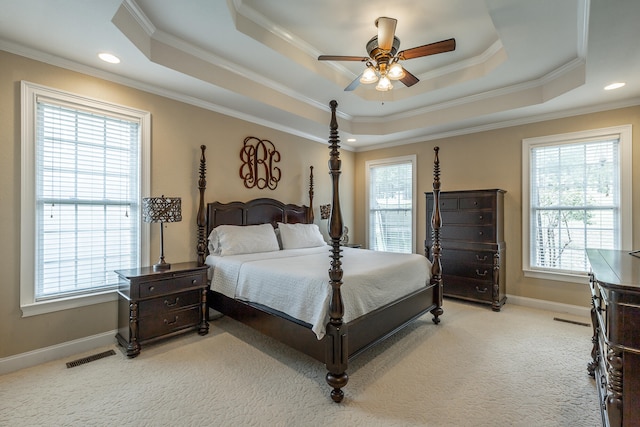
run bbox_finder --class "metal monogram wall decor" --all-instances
[239,136,281,190]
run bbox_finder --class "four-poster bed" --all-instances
[195,100,443,402]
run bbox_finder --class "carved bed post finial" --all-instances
[197,145,207,266]
[325,99,348,403]
[430,147,444,323]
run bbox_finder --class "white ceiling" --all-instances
[1,0,639,150]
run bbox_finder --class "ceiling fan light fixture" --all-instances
[360,65,379,84]
[376,75,393,91]
[388,62,405,80]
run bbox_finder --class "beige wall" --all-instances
[3,47,638,359]
[354,106,640,308]
[0,50,354,358]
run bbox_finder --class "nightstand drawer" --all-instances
[138,306,201,341]
[139,273,206,298]
[138,290,201,318]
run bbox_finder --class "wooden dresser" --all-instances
[426,189,506,311]
[115,262,209,357]
[587,249,640,427]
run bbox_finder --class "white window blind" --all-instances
[35,101,141,300]
[367,157,415,253]
[529,138,619,274]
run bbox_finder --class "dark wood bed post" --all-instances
[308,166,315,223]
[430,147,443,323]
[197,145,208,266]
[325,100,348,403]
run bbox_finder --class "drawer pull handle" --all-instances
[192,279,197,284]
[148,286,155,292]
[164,316,179,325]
[476,255,488,261]
[164,297,180,307]
[475,286,488,293]
[478,231,484,236]
[478,215,483,220]
[475,269,488,277]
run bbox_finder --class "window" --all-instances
[522,125,632,282]
[366,155,416,253]
[21,81,150,316]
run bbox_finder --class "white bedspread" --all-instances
[206,246,431,339]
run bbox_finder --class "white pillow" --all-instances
[207,229,221,254]
[212,224,280,256]
[277,222,326,249]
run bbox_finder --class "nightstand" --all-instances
[115,262,209,358]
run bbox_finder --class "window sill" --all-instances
[21,290,118,317]
[523,268,590,285]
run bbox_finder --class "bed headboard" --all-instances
[207,198,311,235]
[196,145,314,264]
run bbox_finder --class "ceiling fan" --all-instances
[318,17,456,92]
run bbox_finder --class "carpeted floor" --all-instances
[0,300,600,427]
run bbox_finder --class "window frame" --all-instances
[521,125,632,283]
[365,155,417,253]
[20,81,151,316]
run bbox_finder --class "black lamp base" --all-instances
[153,260,171,271]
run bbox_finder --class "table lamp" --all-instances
[142,195,182,271]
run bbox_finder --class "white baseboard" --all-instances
[506,294,591,319]
[0,330,117,375]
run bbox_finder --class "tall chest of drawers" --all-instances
[426,189,506,311]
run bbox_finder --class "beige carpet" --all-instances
[0,300,600,427]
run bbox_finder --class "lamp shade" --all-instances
[142,196,182,223]
[360,65,379,84]
[376,75,393,91]
[388,62,405,80]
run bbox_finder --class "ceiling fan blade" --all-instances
[318,55,369,62]
[398,38,456,60]
[399,68,419,87]
[344,74,362,91]
[376,17,397,51]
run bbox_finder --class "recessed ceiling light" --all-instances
[98,53,120,64]
[604,82,625,90]
[347,138,356,142]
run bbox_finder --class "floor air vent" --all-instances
[66,349,116,368]
[553,317,590,327]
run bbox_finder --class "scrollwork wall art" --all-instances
[239,136,281,190]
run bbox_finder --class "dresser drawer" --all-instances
[441,224,496,243]
[138,306,201,341]
[443,275,493,302]
[138,290,201,319]
[442,210,494,226]
[441,248,495,265]
[139,272,206,299]
[459,195,495,210]
[443,258,494,280]
[436,197,460,211]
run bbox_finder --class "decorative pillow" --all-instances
[212,224,280,256]
[277,222,326,249]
